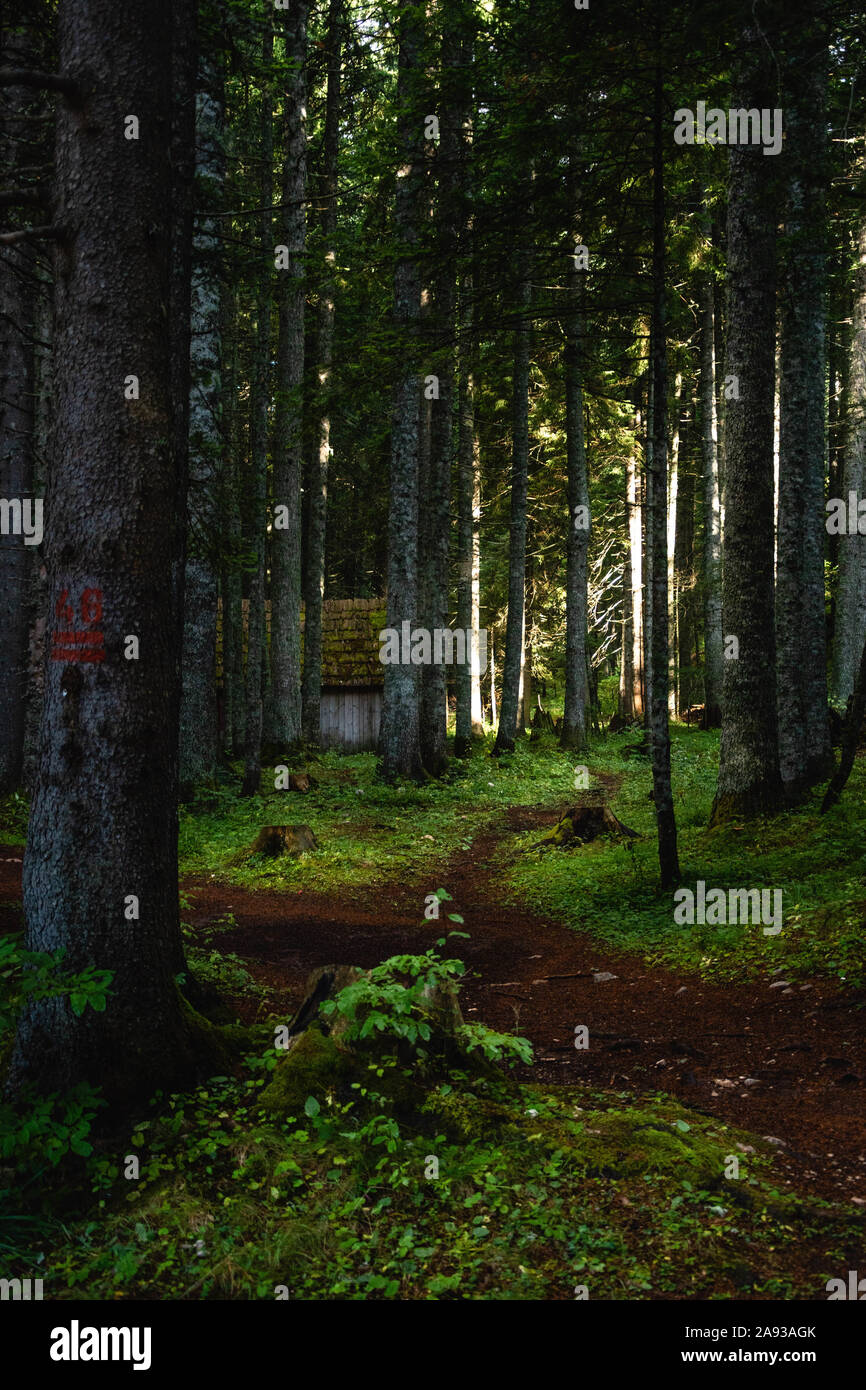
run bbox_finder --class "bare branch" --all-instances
[0,68,84,107]
[0,224,62,246]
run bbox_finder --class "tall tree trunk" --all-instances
[674,406,697,712]
[10,0,202,1101]
[242,24,274,796]
[455,291,483,753]
[699,257,723,726]
[0,21,41,792]
[301,0,340,747]
[454,14,481,756]
[492,222,531,754]
[666,371,682,717]
[271,0,307,751]
[561,200,590,751]
[380,1,425,781]
[419,10,461,776]
[776,25,833,795]
[220,291,243,755]
[619,388,645,721]
[830,145,866,709]
[179,56,224,796]
[710,28,784,824]
[647,64,679,887]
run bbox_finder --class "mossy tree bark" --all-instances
[271,0,307,752]
[9,0,205,1102]
[710,26,784,826]
[380,1,425,781]
[0,3,43,793]
[647,64,679,887]
[776,23,833,796]
[301,0,341,747]
[561,161,590,753]
[699,241,723,728]
[492,204,531,755]
[241,24,274,798]
[179,53,224,796]
[829,142,866,709]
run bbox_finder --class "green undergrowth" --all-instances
[4,1042,860,1301]
[505,729,866,988]
[177,738,577,895]
[2,936,861,1301]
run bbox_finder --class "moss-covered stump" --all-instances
[243,824,318,859]
[530,803,638,850]
[258,1024,357,1115]
[258,961,504,1119]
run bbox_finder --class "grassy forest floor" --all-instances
[1,726,864,1299]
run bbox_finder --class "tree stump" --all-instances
[246,824,318,858]
[527,803,638,850]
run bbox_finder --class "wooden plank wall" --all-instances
[320,690,382,751]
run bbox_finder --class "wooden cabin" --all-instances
[219,596,386,753]
[314,598,385,752]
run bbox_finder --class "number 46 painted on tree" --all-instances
[51,586,105,663]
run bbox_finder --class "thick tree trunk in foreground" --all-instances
[10,0,201,1102]
[301,0,341,747]
[710,31,784,825]
[380,3,425,781]
[647,67,678,887]
[776,30,833,795]
[271,0,307,751]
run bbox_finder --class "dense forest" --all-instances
[1,0,866,1339]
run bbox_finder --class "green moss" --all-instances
[175,985,260,1076]
[258,1026,356,1116]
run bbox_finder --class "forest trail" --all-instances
[2,823,864,1207]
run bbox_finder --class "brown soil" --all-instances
[3,816,865,1208]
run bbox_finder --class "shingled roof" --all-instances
[313,598,386,689]
[219,597,386,689]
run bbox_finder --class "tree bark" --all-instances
[776,25,833,795]
[492,213,531,755]
[379,2,425,781]
[301,0,340,747]
[419,9,461,777]
[647,64,679,887]
[561,188,590,752]
[10,0,202,1101]
[830,143,866,709]
[710,28,785,824]
[179,55,224,795]
[271,0,307,752]
[0,22,41,793]
[699,257,723,726]
[242,23,274,796]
